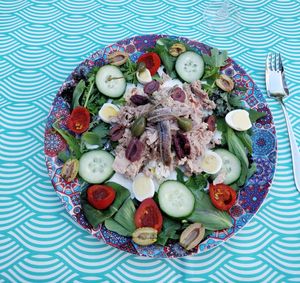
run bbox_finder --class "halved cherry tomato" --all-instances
[209,184,237,211]
[87,185,116,210]
[134,198,163,232]
[67,106,90,134]
[137,52,161,76]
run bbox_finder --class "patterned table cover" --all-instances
[1,0,300,282]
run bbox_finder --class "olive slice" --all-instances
[132,227,157,246]
[179,223,205,250]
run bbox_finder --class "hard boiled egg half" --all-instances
[98,103,119,123]
[132,173,155,202]
[200,150,223,174]
[136,68,152,84]
[225,109,252,131]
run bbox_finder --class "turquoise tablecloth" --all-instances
[1,0,300,282]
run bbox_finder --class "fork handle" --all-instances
[280,101,300,192]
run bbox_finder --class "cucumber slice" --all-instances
[95,65,126,98]
[158,180,195,218]
[79,150,114,184]
[214,149,241,184]
[175,51,204,82]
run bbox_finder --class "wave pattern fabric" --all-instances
[0,0,300,281]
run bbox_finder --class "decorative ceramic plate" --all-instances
[44,35,276,258]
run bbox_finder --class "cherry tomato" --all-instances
[87,185,116,210]
[137,52,161,76]
[134,198,163,232]
[67,106,90,134]
[209,184,237,211]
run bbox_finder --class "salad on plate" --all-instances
[52,37,266,250]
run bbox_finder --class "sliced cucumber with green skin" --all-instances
[79,150,114,184]
[95,65,126,98]
[175,51,204,83]
[158,180,195,219]
[214,149,241,184]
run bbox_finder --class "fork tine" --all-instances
[278,53,283,72]
[266,52,273,71]
[274,53,278,71]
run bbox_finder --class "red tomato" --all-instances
[67,106,90,134]
[209,184,237,211]
[137,52,161,76]
[87,185,116,210]
[134,198,163,232]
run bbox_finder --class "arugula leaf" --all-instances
[185,174,208,191]
[81,122,109,149]
[151,44,176,77]
[188,190,233,230]
[202,48,228,68]
[248,109,267,123]
[72,80,86,109]
[104,219,131,237]
[112,96,126,106]
[80,182,130,228]
[120,59,138,84]
[113,198,136,234]
[157,217,181,246]
[52,121,81,159]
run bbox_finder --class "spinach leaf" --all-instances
[104,219,131,237]
[188,190,233,230]
[52,121,81,159]
[227,127,249,186]
[80,182,130,228]
[202,48,228,68]
[57,150,69,163]
[236,131,252,154]
[157,217,181,246]
[176,167,185,183]
[114,198,136,234]
[81,123,109,149]
[247,163,257,179]
[185,173,209,191]
[72,79,86,109]
[248,109,267,123]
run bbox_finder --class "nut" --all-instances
[132,227,157,246]
[215,74,234,92]
[107,51,129,66]
[169,43,186,57]
[180,223,205,250]
[61,159,79,182]
[131,116,146,137]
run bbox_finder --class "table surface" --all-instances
[1,0,300,282]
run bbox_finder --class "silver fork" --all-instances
[266,52,300,192]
